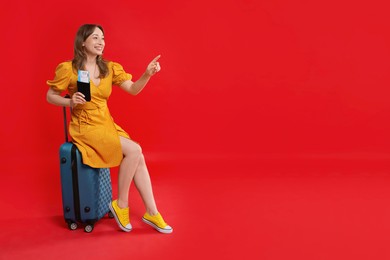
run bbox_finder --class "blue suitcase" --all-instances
[59,98,113,233]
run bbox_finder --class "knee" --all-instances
[124,142,143,158]
[132,143,143,156]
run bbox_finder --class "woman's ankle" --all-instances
[117,198,128,209]
[146,208,158,216]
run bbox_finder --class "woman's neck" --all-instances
[85,55,97,66]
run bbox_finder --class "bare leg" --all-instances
[133,154,158,215]
[117,137,142,208]
[117,136,158,215]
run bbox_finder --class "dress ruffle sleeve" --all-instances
[46,62,72,92]
[112,62,132,86]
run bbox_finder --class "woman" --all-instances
[46,24,172,234]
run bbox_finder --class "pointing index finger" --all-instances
[152,55,161,62]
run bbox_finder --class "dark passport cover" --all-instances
[77,81,91,101]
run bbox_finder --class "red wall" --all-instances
[1,0,390,169]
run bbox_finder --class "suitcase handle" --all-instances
[63,94,71,142]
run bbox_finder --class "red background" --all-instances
[1,0,390,259]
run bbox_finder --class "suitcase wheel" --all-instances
[68,222,78,231]
[108,211,114,219]
[84,224,94,233]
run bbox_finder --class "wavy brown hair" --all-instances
[72,24,109,78]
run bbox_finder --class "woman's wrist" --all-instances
[143,71,153,78]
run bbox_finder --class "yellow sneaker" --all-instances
[109,200,132,232]
[142,212,173,234]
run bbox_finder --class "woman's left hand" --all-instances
[145,55,161,76]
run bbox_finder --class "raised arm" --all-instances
[119,55,161,95]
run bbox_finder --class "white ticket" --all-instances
[78,70,90,83]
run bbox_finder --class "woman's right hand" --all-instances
[70,92,86,108]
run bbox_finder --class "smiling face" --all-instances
[83,27,105,56]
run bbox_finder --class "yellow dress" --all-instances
[47,61,132,168]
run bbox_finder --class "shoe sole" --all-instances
[109,203,132,232]
[142,217,173,234]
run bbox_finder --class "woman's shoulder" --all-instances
[106,60,123,68]
[51,60,74,77]
[56,60,73,68]
[106,60,132,83]
[106,60,127,73]
[47,60,74,89]
[54,60,73,73]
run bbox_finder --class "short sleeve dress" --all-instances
[47,61,132,168]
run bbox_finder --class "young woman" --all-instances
[46,24,172,234]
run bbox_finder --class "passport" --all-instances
[77,70,91,101]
